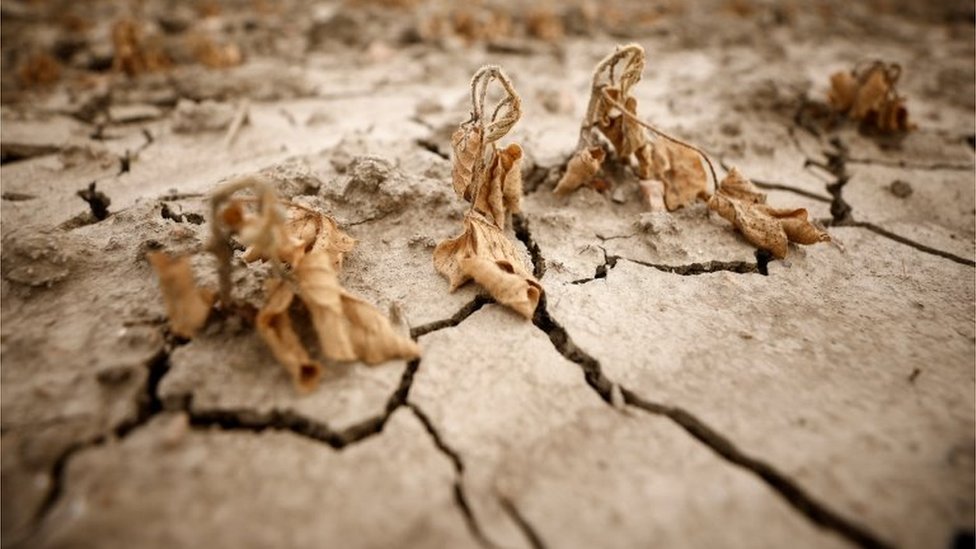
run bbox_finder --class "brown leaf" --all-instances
[148,252,214,338]
[433,211,542,318]
[851,66,889,120]
[473,143,523,228]
[597,88,647,158]
[828,71,858,113]
[296,251,420,364]
[708,168,830,259]
[451,125,484,201]
[553,147,605,195]
[239,205,355,269]
[637,140,707,211]
[256,280,323,393]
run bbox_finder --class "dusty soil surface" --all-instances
[1,1,974,548]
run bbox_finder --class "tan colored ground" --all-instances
[1,1,974,548]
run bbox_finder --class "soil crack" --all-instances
[512,213,547,279]
[530,294,893,549]
[809,139,974,267]
[571,251,762,284]
[407,403,495,549]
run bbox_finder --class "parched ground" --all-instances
[1,1,974,548]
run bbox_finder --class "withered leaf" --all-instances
[708,168,830,259]
[256,280,323,393]
[553,146,605,196]
[451,125,484,201]
[596,88,647,159]
[637,140,708,211]
[433,211,541,318]
[473,143,523,228]
[148,252,214,338]
[237,204,355,269]
[296,251,421,364]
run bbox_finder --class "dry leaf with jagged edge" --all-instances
[473,143,523,228]
[148,252,215,338]
[553,146,606,195]
[828,62,912,133]
[708,168,830,259]
[296,250,420,364]
[256,280,323,393]
[434,211,541,319]
[637,139,708,211]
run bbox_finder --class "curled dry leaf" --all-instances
[597,88,647,159]
[256,280,323,393]
[147,252,214,338]
[828,61,912,133]
[434,211,542,319]
[553,146,605,195]
[708,168,830,258]
[296,251,420,364]
[636,139,708,210]
[473,143,523,228]
[238,204,355,269]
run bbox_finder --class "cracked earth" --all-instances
[1,1,974,548]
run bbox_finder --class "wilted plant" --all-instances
[554,43,715,213]
[556,43,831,258]
[828,61,913,134]
[433,65,542,319]
[150,176,419,393]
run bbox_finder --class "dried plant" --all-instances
[434,65,542,319]
[150,176,419,393]
[828,61,913,134]
[111,19,171,76]
[555,43,715,212]
[556,43,831,258]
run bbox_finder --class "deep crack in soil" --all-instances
[26,295,508,549]
[530,294,894,549]
[809,140,976,267]
[407,404,497,549]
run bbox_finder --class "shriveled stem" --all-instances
[208,176,285,305]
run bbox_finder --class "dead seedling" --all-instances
[150,176,419,393]
[434,65,542,319]
[554,43,715,213]
[556,44,831,258]
[111,18,172,76]
[828,61,913,134]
